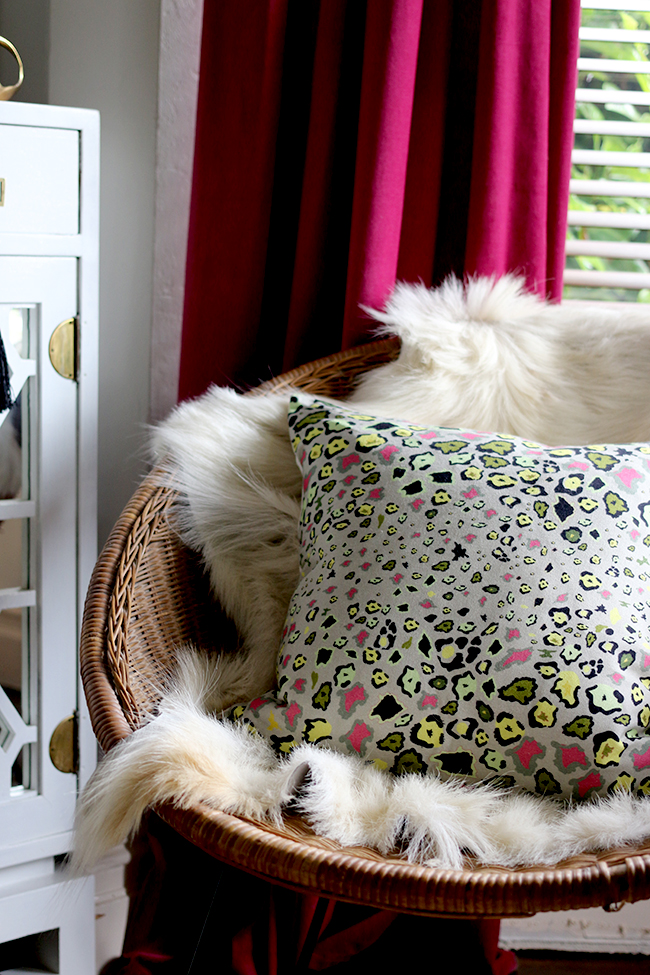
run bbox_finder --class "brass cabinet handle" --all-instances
[0,36,24,101]
[49,317,79,380]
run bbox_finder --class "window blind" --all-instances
[565,2,650,301]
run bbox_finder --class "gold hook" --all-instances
[0,37,24,101]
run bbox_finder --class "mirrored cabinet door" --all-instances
[0,257,79,850]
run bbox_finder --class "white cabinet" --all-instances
[0,102,98,973]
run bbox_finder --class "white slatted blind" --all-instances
[565,3,650,300]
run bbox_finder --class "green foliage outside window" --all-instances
[565,8,650,302]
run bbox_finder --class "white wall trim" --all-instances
[150,0,204,424]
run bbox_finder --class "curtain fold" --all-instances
[340,0,424,348]
[464,0,581,297]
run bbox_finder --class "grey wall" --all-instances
[0,0,50,105]
[0,0,160,546]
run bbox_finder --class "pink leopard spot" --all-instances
[465,534,477,542]
[411,499,425,510]
[601,590,612,599]
[361,562,371,570]
[392,574,403,583]
[504,573,514,582]
[486,509,497,518]
[529,539,541,548]
[634,747,650,771]
[326,586,336,593]
[631,530,640,540]
[341,453,360,470]
[612,673,624,684]
[420,432,437,440]
[380,445,399,460]
[337,489,345,499]
[479,596,487,606]
[249,697,268,711]
[506,628,521,640]
[644,654,650,669]
[356,630,369,646]
[568,461,588,471]
[502,649,532,666]
[421,695,438,707]
[343,474,356,485]
[291,680,305,694]
[369,489,382,500]
[557,593,568,603]
[284,702,302,729]
[346,588,358,599]
[463,488,478,500]
[344,685,366,713]
[421,600,433,609]
[617,467,641,488]
[347,721,372,753]
[282,655,290,667]
[562,746,587,769]
[514,739,543,770]
[578,772,602,798]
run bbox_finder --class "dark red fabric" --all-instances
[110,815,513,975]
[179,0,289,398]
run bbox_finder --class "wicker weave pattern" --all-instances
[79,339,650,917]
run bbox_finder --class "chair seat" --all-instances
[79,340,650,919]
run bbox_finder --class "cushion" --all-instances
[227,395,650,801]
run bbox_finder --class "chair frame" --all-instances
[80,338,650,919]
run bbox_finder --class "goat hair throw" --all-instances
[74,275,650,873]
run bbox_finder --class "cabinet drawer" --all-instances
[0,125,80,235]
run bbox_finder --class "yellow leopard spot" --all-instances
[530,699,557,727]
[594,735,625,768]
[357,433,387,450]
[578,497,599,512]
[552,670,580,706]
[303,719,332,743]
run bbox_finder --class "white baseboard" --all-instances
[500,901,650,955]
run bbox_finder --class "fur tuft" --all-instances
[151,387,301,707]
[355,274,650,445]
[74,652,650,872]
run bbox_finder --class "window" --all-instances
[565,1,650,301]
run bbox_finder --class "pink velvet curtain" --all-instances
[179,0,580,400]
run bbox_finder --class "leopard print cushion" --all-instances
[227,395,650,800]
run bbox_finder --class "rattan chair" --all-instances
[80,338,650,922]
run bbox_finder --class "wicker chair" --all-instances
[80,338,650,923]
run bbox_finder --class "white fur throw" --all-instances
[74,275,650,873]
